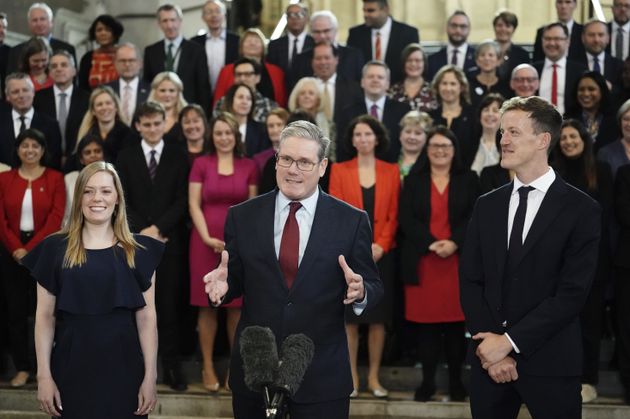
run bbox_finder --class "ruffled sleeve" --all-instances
[21,233,66,295]
[133,234,165,291]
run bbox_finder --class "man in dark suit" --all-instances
[6,3,76,73]
[106,43,150,125]
[532,22,588,115]
[190,0,240,92]
[290,11,365,90]
[116,101,190,392]
[0,13,10,100]
[577,19,625,90]
[204,120,383,418]
[338,61,409,163]
[615,164,630,405]
[0,73,62,169]
[460,96,601,418]
[347,0,419,84]
[267,2,314,77]
[33,50,89,161]
[427,10,476,80]
[607,0,630,61]
[144,4,212,112]
[533,0,584,62]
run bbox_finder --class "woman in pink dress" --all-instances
[188,112,258,392]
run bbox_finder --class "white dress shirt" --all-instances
[53,84,73,118]
[164,35,184,71]
[205,29,227,89]
[372,16,392,60]
[288,31,308,64]
[504,167,556,353]
[365,95,386,121]
[612,20,630,61]
[141,139,165,166]
[274,189,367,313]
[539,57,567,114]
[12,108,35,138]
[315,73,336,113]
[446,43,470,69]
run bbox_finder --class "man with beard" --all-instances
[427,10,476,80]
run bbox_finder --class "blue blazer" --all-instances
[221,190,383,402]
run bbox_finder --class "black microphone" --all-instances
[239,326,279,409]
[268,334,315,418]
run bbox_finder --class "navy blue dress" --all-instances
[22,234,164,419]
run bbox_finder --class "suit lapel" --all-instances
[515,177,568,266]
[133,145,153,186]
[257,191,284,288]
[495,183,512,281]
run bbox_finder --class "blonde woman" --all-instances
[147,71,188,143]
[288,77,332,142]
[398,110,433,179]
[76,85,132,162]
[22,162,163,418]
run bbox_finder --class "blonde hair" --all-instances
[399,110,433,132]
[148,71,188,116]
[240,28,268,59]
[62,161,141,268]
[287,77,322,114]
[76,86,125,149]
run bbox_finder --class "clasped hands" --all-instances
[428,239,457,258]
[472,332,519,384]
[203,251,365,305]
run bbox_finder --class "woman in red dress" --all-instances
[398,126,479,402]
[188,112,258,391]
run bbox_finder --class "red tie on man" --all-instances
[551,63,558,106]
[279,202,302,288]
[375,31,381,61]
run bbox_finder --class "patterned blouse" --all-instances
[387,80,438,112]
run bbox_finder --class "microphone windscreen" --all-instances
[239,326,279,392]
[275,334,315,396]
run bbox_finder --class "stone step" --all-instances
[1,388,630,419]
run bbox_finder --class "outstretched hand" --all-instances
[339,255,365,305]
[204,250,229,305]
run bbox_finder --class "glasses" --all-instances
[427,143,454,150]
[312,28,333,35]
[512,77,538,83]
[287,12,305,19]
[448,23,469,29]
[276,154,318,171]
[235,71,256,77]
[543,36,568,42]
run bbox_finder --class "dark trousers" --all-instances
[0,250,34,372]
[469,362,581,419]
[580,279,605,385]
[616,267,630,391]
[155,252,186,366]
[414,321,466,387]
[232,391,350,419]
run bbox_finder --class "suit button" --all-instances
[287,302,292,306]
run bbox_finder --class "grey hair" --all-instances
[617,98,630,126]
[51,49,76,68]
[279,120,330,161]
[311,10,338,30]
[510,63,538,80]
[362,60,391,81]
[28,3,53,21]
[204,0,227,15]
[116,42,142,60]
[5,72,35,96]
[475,39,501,60]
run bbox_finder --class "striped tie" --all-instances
[148,150,158,181]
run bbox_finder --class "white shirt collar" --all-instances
[12,107,34,121]
[206,28,226,40]
[288,31,307,43]
[53,84,73,96]
[277,187,319,217]
[512,167,556,195]
[544,55,567,67]
[317,72,337,85]
[141,139,165,156]
[372,16,392,34]
[122,76,139,90]
[447,42,468,53]
[365,95,386,111]
[164,35,184,49]
[613,20,630,32]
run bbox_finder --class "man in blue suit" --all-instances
[427,10,476,80]
[204,121,383,418]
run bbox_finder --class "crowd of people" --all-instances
[1,0,630,411]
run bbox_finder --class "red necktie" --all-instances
[279,202,302,288]
[370,103,379,119]
[551,63,558,106]
[375,31,382,60]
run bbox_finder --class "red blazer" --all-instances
[329,158,400,252]
[0,168,65,253]
[213,61,287,107]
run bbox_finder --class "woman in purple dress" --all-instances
[188,112,258,392]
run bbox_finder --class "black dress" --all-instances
[22,234,164,419]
